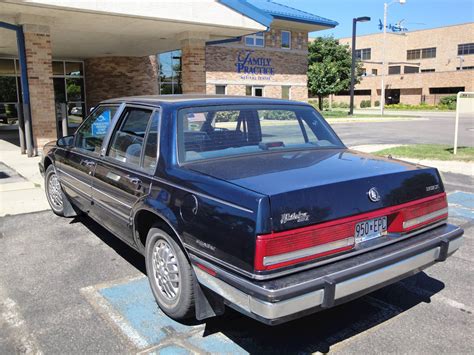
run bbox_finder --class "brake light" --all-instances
[255,193,448,272]
[394,193,448,232]
[255,219,356,271]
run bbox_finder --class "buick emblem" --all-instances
[367,187,381,202]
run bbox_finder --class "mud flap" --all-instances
[61,190,79,217]
[193,279,225,321]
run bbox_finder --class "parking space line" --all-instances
[81,283,149,350]
[0,294,43,354]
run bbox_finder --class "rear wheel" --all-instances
[45,165,65,216]
[145,227,195,320]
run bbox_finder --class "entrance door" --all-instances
[385,89,400,105]
[90,106,159,242]
[253,86,264,97]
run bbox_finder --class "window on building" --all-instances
[429,87,465,94]
[336,89,371,96]
[215,85,226,95]
[458,43,474,56]
[407,49,420,60]
[407,47,436,60]
[421,69,435,72]
[281,86,291,99]
[404,66,420,74]
[388,66,401,75]
[457,66,474,70]
[52,60,86,130]
[355,48,371,60]
[361,68,367,76]
[245,32,265,47]
[372,69,378,76]
[246,86,263,96]
[281,31,291,49]
[157,50,182,95]
[0,58,21,128]
[422,47,436,59]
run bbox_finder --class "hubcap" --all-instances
[152,239,181,303]
[48,173,63,210]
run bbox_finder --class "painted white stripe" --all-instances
[0,296,43,354]
[80,286,149,349]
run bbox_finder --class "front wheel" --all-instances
[45,165,65,216]
[145,227,196,320]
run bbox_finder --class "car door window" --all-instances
[143,112,159,173]
[107,107,153,168]
[75,106,117,155]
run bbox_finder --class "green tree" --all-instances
[308,37,362,110]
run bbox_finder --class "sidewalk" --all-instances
[0,140,49,216]
[351,144,474,177]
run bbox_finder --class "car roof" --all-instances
[101,94,312,108]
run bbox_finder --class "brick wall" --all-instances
[23,25,56,149]
[84,56,158,109]
[205,26,309,101]
[181,39,206,94]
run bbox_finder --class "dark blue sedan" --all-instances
[39,95,463,325]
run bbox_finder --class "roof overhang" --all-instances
[0,0,269,58]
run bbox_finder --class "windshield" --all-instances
[177,104,344,163]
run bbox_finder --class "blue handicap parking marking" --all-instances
[448,191,474,221]
[98,277,246,354]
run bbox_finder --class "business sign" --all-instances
[235,51,275,81]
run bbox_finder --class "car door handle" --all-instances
[81,160,96,168]
[125,175,141,186]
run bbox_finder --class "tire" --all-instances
[145,227,195,320]
[45,165,65,216]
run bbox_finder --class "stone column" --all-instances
[23,24,56,149]
[178,32,209,94]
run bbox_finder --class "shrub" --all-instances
[439,95,457,106]
[336,102,350,109]
[360,100,371,108]
[374,100,380,107]
[215,111,239,122]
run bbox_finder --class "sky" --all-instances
[274,0,474,39]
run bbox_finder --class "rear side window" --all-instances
[107,108,153,168]
[75,105,118,154]
[177,105,344,163]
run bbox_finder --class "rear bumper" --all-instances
[192,223,463,325]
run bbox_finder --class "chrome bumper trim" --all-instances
[193,235,463,320]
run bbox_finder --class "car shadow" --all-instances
[70,214,146,274]
[74,214,445,354]
[201,273,445,354]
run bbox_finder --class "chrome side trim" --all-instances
[92,197,130,222]
[403,208,448,229]
[335,247,441,299]
[60,179,91,199]
[185,244,256,279]
[151,177,254,214]
[57,168,90,188]
[91,186,132,209]
[263,237,355,267]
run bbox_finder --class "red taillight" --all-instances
[255,193,448,272]
[255,218,356,271]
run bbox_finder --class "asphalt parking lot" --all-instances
[0,171,472,354]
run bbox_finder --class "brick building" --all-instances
[0,0,336,155]
[334,23,474,107]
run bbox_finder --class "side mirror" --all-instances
[57,135,74,148]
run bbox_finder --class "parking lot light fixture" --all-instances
[381,0,406,115]
[349,16,371,116]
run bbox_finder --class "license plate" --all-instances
[355,216,387,243]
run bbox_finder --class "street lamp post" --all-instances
[380,0,406,116]
[349,16,371,115]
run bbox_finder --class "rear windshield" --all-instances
[177,104,344,163]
